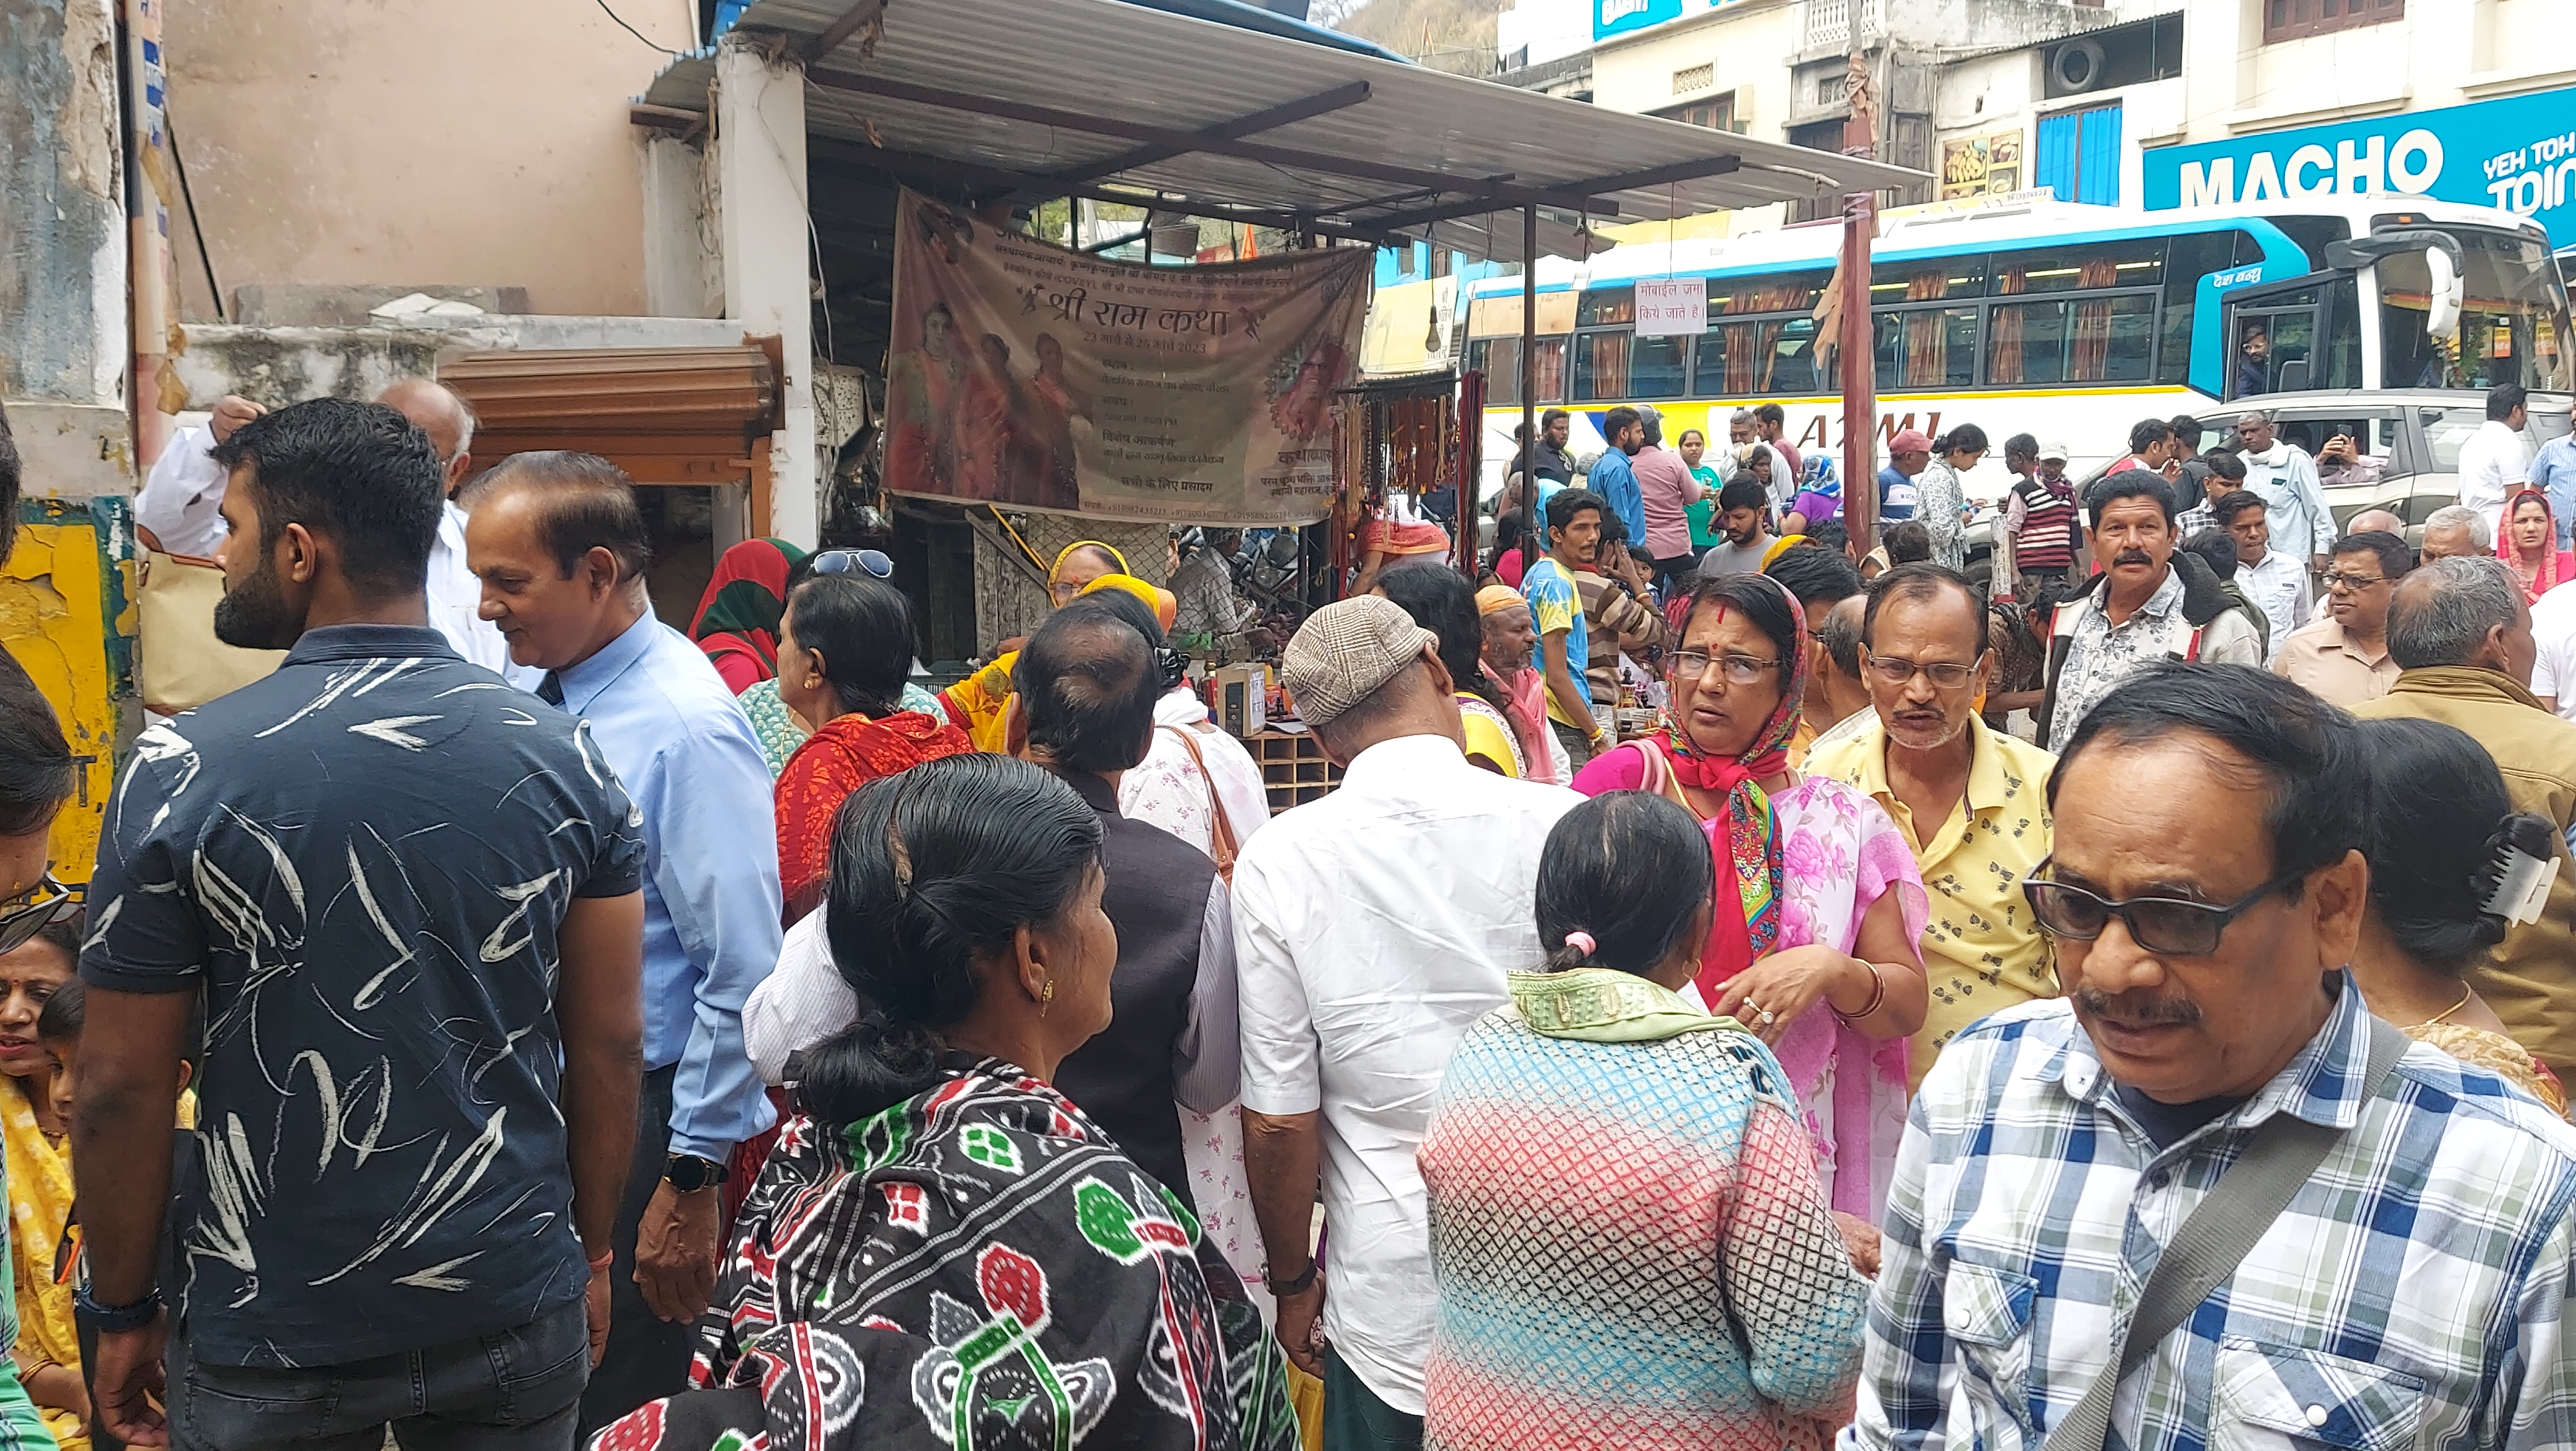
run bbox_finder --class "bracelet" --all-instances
[1834,959,1889,1025]
[1263,1259,1319,1296]
[588,1250,616,1273]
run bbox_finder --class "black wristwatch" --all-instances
[1264,1259,1319,1297]
[74,1283,162,1332]
[663,1153,729,1193]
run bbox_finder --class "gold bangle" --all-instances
[1834,959,1888,1025]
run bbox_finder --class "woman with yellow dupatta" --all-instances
[938,539,1129,751]
[0,920,86,1448]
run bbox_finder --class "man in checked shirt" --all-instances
[1846,661,2576,1451]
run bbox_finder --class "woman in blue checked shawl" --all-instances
[591,756,1294,1451]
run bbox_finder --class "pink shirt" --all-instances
[1632,445,1702,559]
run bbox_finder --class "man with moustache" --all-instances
[1846,664,2576,1451]
[1810,564,2057,1089]
[1475,585,1569,785]
[2036,471,2261,748]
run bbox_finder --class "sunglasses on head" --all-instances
[811,549,893,580]
[0,875,77,957]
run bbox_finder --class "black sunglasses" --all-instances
[811,548,893,580]
[0,875,77,957]
[2021,855,2301,957]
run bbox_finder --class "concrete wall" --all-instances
[1,0,125,407]
[161,0,695,322]
[1591,0,1799,127]
[168,314,761,410]
[2174,0,2575,143]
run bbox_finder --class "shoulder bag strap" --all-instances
[1161,725,1236,883]
[2040,1016,2412,1451]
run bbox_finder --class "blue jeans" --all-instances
[164,1299,588,1450]
[1322,1346,1422,1451]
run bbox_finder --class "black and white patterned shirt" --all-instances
[83,625,644,1366]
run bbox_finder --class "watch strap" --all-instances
[74,1283,161,1332]
[1263,1259,1319,1296]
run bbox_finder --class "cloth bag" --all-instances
[138,549,284,715]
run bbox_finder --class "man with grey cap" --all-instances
[1235,595,1582,1449]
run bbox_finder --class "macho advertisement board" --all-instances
[886,191,1370,524]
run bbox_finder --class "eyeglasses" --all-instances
[811,548,893,580]
[2021,855,2300,957]
[1670,650,1782,686]
[0,875,76,957]
[1863,652,1975,689]
[2321,571,2387,592]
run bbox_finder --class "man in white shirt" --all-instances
[137,381,535,686]
[2528,577,2576,723]
[2456,383,2533,538]
[2232,410,2335,570]
[1235,595,1582,1448]
[2212,489,2310,666]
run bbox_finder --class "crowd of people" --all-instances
[0,371,2562,1451]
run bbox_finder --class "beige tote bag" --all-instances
[137,548,285,715]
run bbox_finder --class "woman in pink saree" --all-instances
[1572,571,1928,1220]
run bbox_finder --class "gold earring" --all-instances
[1040,978,1055,1017]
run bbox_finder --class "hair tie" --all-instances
[1563,931,1597,958]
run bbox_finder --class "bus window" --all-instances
[2159,230,2254,387]
[1987,295,2154,386]
[1578,288,1636,328]
[1874,307,1979,389]
[1989,238,2163,295]
[1693,311,1827,395]
[1631,334,1687,400]
[1574,332,1629,401]
[2378,231,2576,392]
[1472,337,1568,406]
[1872,255,1988,302]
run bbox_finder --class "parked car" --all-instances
[2256,389,2572,544]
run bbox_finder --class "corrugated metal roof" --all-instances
[645,0,1926,262]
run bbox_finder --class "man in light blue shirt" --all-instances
[466,454,783,1437]
[2530,433,2576,549]
[1586,406,1647,548]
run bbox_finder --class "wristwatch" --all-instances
[74,1283,162,1332]
[1263,1259,1319,1297]
[663,1152,730,1193]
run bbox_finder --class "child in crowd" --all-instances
[44,981,199,1451]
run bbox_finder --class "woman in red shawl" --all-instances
[690,538,809,692]
[773,572,973,922]
[2498,485,2575,603]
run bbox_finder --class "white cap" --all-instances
[2037,441,2071,462]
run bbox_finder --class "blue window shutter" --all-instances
[2036,111,2081,202]
[2077,104,2124,205]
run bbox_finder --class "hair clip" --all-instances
[1563,931,1597,958]
[2484,844,2559,928]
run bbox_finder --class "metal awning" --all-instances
[641,0,1928,262]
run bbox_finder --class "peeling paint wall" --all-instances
[1,0,128,406]
[2,499,135,880]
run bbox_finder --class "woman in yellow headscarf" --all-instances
[939,541,1128,752]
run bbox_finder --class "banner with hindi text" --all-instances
[885,190,1370,524]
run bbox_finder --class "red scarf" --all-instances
[774,711,974,923]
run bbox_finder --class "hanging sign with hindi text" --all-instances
[885,189,1371,524]
[1633,277,1708,337]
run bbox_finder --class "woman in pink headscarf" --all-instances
[2497,485,2575,603]
[1571,570,1928,1221]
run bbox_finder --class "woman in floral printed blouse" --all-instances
[597,755,1295,1451]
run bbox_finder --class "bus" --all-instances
[1454,195,2573,514]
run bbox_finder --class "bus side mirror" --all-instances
[2425,247,2463,343]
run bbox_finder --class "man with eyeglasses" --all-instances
[2273,530,2412,707]
[2354,556,2576,1088]
[1808,564,2057,1091]
[1849,662,2576,1451]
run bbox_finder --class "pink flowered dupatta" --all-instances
[1740,777,1927,1221]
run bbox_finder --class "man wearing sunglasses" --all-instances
[1807,563,2057,1093]
[1851,663,2576,1451]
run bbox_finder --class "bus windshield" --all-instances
[2378,227,2574,393]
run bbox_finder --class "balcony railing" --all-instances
[1803,0,1881,51]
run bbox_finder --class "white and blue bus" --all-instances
[1456,194,2573,505]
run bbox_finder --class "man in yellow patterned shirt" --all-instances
[1806,563,2058,1092]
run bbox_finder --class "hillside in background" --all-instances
[1323,0,1499,76]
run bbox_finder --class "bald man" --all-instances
[138,381,533,684]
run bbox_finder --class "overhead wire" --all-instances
[594,0,678,55]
